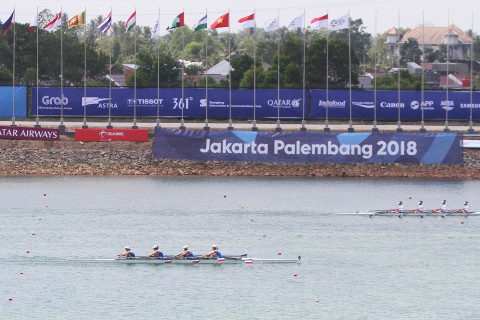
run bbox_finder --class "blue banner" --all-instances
[153,128,463,164]
[32,88,306,118]
[311,89,480,120]
[0,86,27,118]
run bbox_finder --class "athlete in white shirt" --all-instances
[458,201,469,213]
[415,201,424,213]
[438,200,447,213]
[395,201,404,213]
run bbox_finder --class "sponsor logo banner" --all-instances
[311,89,480,120]
[33,88,305,119]
[153,128,463,164]
[75,129,149,142]
[0,126,59,141]
[0,87,27,118]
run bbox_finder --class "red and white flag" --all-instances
[238,13,254,29]
[29,13,38,33]
[45,12,62,31]
[311,14,328,30]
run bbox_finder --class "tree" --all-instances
[375,69,421,90]
[400,38,423,66]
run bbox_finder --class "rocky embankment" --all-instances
[0,137,479,179]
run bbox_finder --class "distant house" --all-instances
[122,64,139,82]
[386,24,473,59]
[206,60,232,83]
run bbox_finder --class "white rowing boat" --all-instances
[337,210,480,217]
[69,255,301,264]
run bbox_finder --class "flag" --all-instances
[68,11,85,29]
[29,13,38,34]
[97,12,112,33]
[311,14,328,30]
[264,16,279,32]
[211,13,229,29]
[45,12,62,31]
[193,15,207,31]
[238,13,254,29]
[2,11,14,35]
[329,14,349,31]
[151,16,160,38]
[287,13,304,30]
[125,11,136,33]
[167,12,184,30]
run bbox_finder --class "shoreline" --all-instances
[1,137,479,179]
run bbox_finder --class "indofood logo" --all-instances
[318,100,346,108]
[41,96,69,105]
[267,99,302,108]
[410,100,434,110]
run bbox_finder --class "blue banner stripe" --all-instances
[421,133,458,164]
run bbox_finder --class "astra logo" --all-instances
[41,96,69,106]
[83,97,111,106]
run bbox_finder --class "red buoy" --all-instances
[315,300,319,303]
[32,233,35,236]
[19,272,23,275]
[8,297,12,301]
[250,219,254,222]
[44,194,46,196]
[262,235,266,237]
[461,221,464,224]
[293,273,298,277]
[26,250,29,253]
[278,252,282,255]
[224,195,226,198]
[38,218,42,221]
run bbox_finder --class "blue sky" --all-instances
[2,0,479,36]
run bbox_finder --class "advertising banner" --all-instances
[0,126,59,141]
[311,89,480,120]
[32,88,306,119]
[75,129,149,142]
[0,87,27,118]
[153,128,463,164]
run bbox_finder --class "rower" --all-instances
[175,245,194,258]
[146,245,164,259]
[118,246,135,259]
[458,201,469,213]
[437,200,447,213]
[395,201,404,213]
[202,245,223,258]
[414,201,424,213]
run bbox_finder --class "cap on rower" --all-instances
[419,201,423,205]
[442,200,446,204]
[125,246,130,250]
[212,245,218,249]
[152,245,158,249]
[398,201,403,205]
[464,201,469,205]
[183,245,188,249]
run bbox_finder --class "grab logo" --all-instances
[41,96,69,106]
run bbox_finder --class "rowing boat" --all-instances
[337,210,480,217]
[69,255,301,264]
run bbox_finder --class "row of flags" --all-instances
[1,10,349,37]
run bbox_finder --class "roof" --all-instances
[387,27,401,35]
[122,64,139,70]
[401,24,472,44]
[206,60,232,76]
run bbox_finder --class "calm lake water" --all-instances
[1,176,480,319]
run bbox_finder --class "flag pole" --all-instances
[396,10,402,133]
[276,8,281,132]
[444,10,450,133]
[468,10,475,133]
[372,9,378,133]
[420,10,426,133]
[204,8,210,131]
[348,10,353,132]
[35,6,40,127]
[133,8,138,129]
[180,9,186,130]
[156,8,161,127]
[227,9,234,131]
[325,10,330,132]
[60,7,65,132]
[252,9,258,132]
[301,9,307,132]
[82,7,88,129]
[107,8,113,129]
[11,7,16,127]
